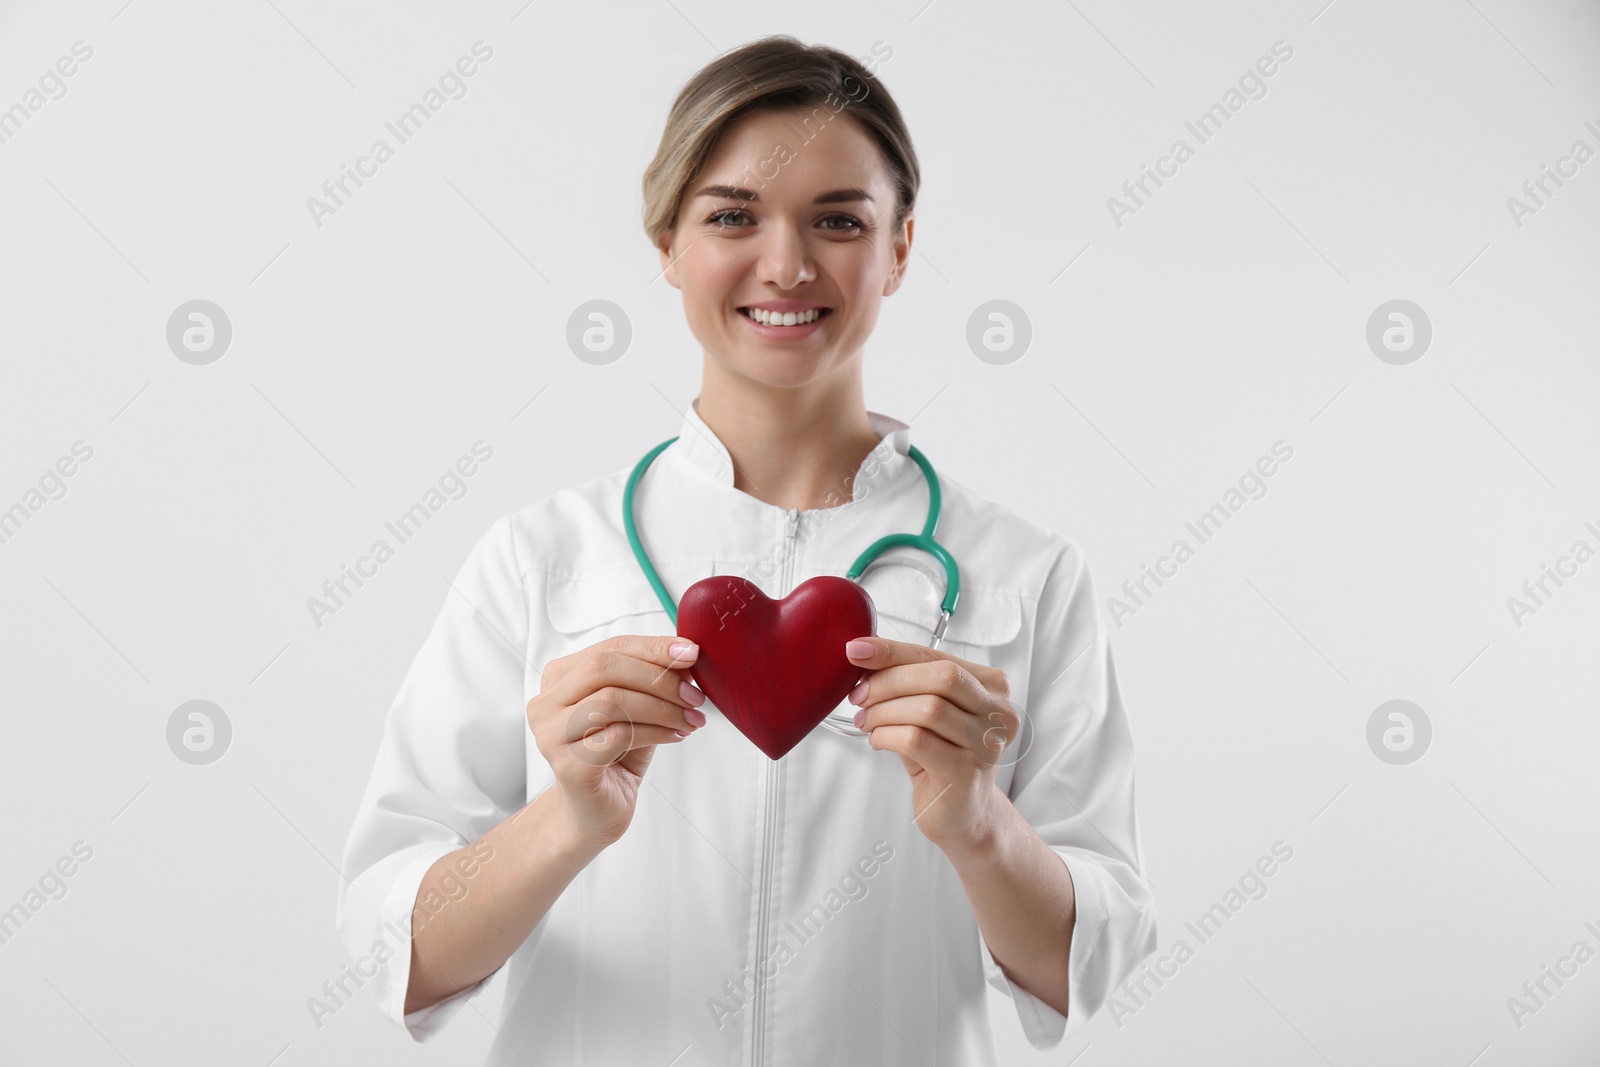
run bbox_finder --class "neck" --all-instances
[695,361,882,512]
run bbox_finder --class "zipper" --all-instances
[752,506,799,1066]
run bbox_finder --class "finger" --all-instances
[555,644,706,712]
[563,685,706,745]
[850,656,991,719]
[864,723,972,780]
[844,635,950,671]
[549,634,698,691]
[607,632,700,666]
[569,720,691,766]
[608,634,702,686]
[854,692,984,754]
[624,635,703,697]
[844,634,1009,693]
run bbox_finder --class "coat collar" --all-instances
[671,395,913,504]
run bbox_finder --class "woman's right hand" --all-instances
[527,635,707,849]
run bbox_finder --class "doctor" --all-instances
[338,34,1157,1066]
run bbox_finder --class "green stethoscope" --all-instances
[623,436,961,736]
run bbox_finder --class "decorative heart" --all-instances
[676,575,876,760]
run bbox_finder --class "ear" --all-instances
[882,212,913,297]
[658,231,683,290]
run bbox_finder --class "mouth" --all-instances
[737,306,834,327]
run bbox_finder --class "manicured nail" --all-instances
[849,680,868,706]
[853,709,866,728]
[845,639,875,660]
[669,641,698,661]
[685,708,707,728]
[679,680,705,706]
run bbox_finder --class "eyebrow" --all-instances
[691,183,874,206]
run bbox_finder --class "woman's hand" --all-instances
[844,636,1020,852]
[528,635,707,850]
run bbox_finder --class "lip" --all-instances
[736,305,833,342]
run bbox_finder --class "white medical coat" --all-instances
[337,397,1158,1065]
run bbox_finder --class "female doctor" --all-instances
[338,35,1156,1066]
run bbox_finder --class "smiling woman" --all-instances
[640,40,923,512]
[338,33,1158,1067]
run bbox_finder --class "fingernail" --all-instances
[685,708,707,728]
[845,639,875,660]
[674,729,688,738]
[679,679,705,706]
[849,680,868,706]
[669,641,698,660]
[853,709,866,728]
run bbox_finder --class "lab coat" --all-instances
[337,397,1158,1065]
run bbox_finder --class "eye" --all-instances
[703,209,868,233]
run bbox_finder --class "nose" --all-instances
[754,218,817,291]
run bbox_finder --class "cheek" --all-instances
[822,253,888,313]
[681,241,747,285]
[833,293,884,343]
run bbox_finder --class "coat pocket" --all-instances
[858,561,1023,651]
[543,565,674,639]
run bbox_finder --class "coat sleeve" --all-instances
[335,513,533,1041]
[980,539,1159,1049]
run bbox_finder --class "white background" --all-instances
[1,0,1597,1064]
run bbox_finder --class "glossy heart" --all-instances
[676,575,876,760]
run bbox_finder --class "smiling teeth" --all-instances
[743,307,825,326]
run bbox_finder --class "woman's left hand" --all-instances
[844,635,1020,852]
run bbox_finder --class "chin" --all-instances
[737,364,823,390]
[722,351,834,391]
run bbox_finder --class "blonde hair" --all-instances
[641,35,918,250]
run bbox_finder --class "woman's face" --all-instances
[659,106,912,391]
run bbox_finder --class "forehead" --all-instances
[694,107,889,202]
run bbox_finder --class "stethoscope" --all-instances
[623,436,961,738]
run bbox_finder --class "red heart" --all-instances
[676,575,877,760]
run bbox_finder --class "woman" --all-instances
[339,35,1156,1065]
